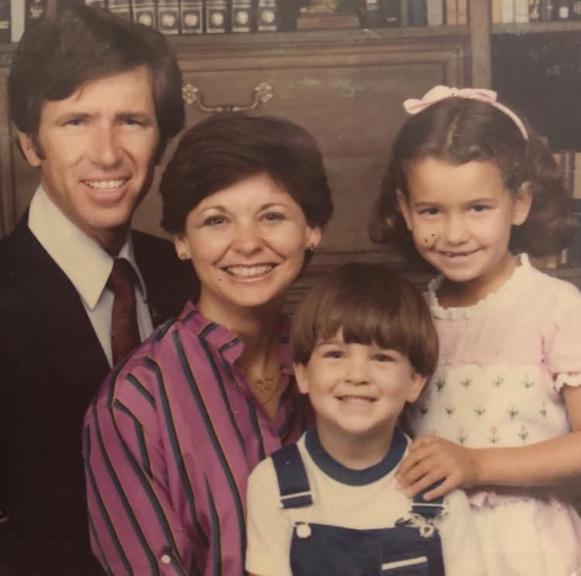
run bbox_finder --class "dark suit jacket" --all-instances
[0,217,191,575]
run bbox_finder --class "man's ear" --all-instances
[395,189,412,231]
[406,370,428,404]
[18,132,42,167]
[293,363,309,395]
[512,182,533,227]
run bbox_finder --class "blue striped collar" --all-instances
[305,425,407,486]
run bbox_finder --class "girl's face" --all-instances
[174,172,321,322]
[397,157,531,302]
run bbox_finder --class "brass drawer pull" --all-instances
[181,82,274,113]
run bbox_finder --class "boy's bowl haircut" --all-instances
[291,262,438,378]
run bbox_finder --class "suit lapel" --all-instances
[10,221,110,398]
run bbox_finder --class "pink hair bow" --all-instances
[403,85,528,140]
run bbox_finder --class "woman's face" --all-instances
[174,172,321,321]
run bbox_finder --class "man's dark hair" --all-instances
[8,5,184,157]
[160,113,333,234]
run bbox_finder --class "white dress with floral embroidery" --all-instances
[408,255,581,576]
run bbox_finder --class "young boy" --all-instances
[246,263,484,576]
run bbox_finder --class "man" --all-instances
[0,6,190,574]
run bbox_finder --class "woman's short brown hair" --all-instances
[160,113,333,234]
[291,262,438,377]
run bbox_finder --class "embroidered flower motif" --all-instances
[489,427,500,444]
[419,404,429,416]
[518,425,529,442]
[460,378,471,388]
[457,428,468,445]
[435,378,446,392]
[445,406,455,416]
[523,375,535,389]
[493,376,504,388]
[474,405,486,417]
[508,406,519,420]
[539,402,547,418]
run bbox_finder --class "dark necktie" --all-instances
[109,258,140,365]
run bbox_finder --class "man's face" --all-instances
[20,66,159,252]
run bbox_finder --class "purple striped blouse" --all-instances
[83,302,308,575]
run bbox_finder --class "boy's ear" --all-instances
[293,363,309,395]
[395,189,412,230]
[511,182,533,227]
[405,370,428,404]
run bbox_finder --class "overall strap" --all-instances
[271,444,313,509]
[411,489,445,520]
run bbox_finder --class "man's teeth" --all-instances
[224,265,274,278]
[85,179,126,190]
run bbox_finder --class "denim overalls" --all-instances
[271,442,446,576]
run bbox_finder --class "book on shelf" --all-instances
[382,0,400,26]
[132,0,157,28]
[541,0,556,19]
[408,0,427,25]
[180,0,204,34]
[528,0,541,20]
[26,0,48,27]
[555,0,571,19]
[514,0,530,21]
[107,0,132,20]
[445,0,457,24]
[256,0,277,32]
[0,0,8,43]
[457,0,467,23]
[157,0,180,34]
[205,0,228,33]
[361,0,384,28]
[426,0,444,25]
[398,0,406,25]
[231,0,252,33]
[501,0,515,22]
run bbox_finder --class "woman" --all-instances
[83,113,333,575]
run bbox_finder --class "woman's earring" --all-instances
[179,252,189,260]
[306,245,316,254]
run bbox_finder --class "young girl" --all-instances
[375,85,581,575]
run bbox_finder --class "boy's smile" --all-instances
[294,331,426,467]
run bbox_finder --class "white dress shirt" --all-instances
[28,187,154,367]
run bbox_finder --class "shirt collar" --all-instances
[28,186,147,310]
[179,301,293,373]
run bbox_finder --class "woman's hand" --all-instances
[396,436,481,500]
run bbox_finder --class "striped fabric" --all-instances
[83,301,308,575]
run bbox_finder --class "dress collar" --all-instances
[426,253,530,320]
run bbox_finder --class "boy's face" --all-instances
[294,331,427,445]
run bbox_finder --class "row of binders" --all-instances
[85,1,280,34]
[492,0,581,24]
